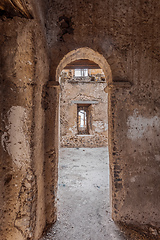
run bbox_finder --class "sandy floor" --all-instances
[41,148,126,240]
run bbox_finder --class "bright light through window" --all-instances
[75,69,88,77]
[77,105,89,135]
[79,110,87,127]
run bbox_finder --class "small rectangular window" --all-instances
[75,69,88,77]
[77,105,90,134]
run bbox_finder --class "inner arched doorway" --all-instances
[52,48,115,238]
[57,47,113,214]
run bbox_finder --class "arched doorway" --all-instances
[43,47,116,230]
[56,47,113,227]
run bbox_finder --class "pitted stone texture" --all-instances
[15,169,37,239]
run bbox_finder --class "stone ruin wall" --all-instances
[60,71,108,148]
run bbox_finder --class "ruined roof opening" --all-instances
[60,67,106,84]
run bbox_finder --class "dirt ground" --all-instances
[41,147,127,240]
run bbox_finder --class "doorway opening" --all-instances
[57,61,112,238]
[52,47,118,238]
[38,48,122,240]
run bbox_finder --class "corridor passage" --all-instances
[41,148,125,240]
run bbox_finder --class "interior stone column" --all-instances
[0,75,37,240]
[105,81,132,221]
[43,81,61,226]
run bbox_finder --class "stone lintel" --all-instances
[71,100,99,104]
[104,81,132,92]
[47,81,61,88]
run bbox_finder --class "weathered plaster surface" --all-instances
[127,110,160,141]
[1,106,30,169]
